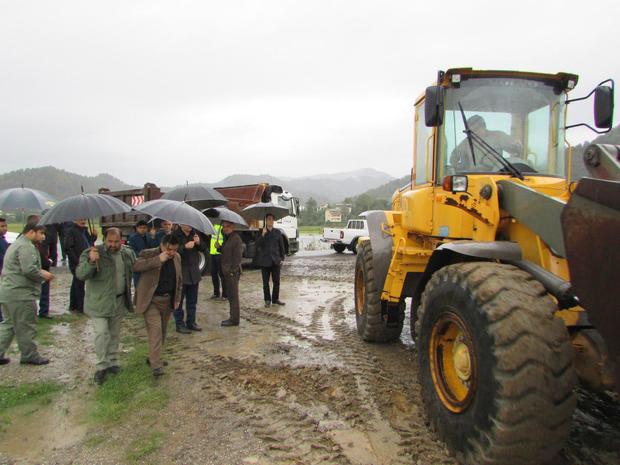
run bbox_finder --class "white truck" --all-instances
[322,218,368,254]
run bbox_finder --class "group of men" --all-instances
[0,212,287,385]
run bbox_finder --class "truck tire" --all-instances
[416,262,576,465]
[333,243,346,254]
[348,237,359,255]
[354,241,404,342]
[198,251,209,275]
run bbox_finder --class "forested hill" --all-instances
[0,166,133,200]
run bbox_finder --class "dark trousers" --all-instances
[223,273,240,323]
[48,242,58,267]
[210,255,226,298]
[174,283,199,327]
[38,281,50,316]
[0,304,3,322]
[69,270,85,312]
[261,265,281,302]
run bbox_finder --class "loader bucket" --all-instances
[561,177,620,391]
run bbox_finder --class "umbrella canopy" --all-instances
[38,193,132,225]
[241,202,289,221]
[162,185,227,209]
[135,199,215,235]
[0,187,56,212]
[203,207,248,229]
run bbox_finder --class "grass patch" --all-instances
[90,341,168,424]
[125,431,166,463]
[36,313,82,346]
[0,381,63,413]
[299,225,324,235]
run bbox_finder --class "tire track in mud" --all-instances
[237,293,455,465]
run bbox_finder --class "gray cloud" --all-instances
[1,0,618,185]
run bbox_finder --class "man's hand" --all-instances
[193,234,200,245]
[88,247,99,263]
[262,228,267,236]
[159,252,170,263]
[149,227,157,238]
[185,241,195,249]
[41,270,55,282]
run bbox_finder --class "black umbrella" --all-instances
[162,184,227,209]
[203,207,249,229]
[0,186,56,212]
[241,202,289,221]
[38,193,132,225]
[135,199,215,235]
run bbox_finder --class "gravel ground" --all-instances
[0,250,619,465]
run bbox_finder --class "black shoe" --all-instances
[21,356,50,365]
[273,300,286,306]
[0,357,10,365]
[146,358,168,367]
[264,300,271,308]
[221,319,239,327]
[107,365,121,375]
[210,294,220,299]
[94,370,107,385]
[152,367,164,377]
[38,314,53,320]
[187,324,202,332]
[176,325,191,334]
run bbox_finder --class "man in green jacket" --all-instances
[0,224,55,366]
[76,228,135,385]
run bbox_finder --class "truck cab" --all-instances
[271,190,300,255]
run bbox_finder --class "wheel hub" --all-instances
[429,312,477,413]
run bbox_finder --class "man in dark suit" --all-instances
[64,219,97,313]
[133,234,183,377]
[173,224,208,333]
[219,221,243,327]
[255,213,286,307]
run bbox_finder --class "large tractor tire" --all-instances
[416,262,576,465]
[354,241,404,342]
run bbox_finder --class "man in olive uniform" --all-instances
[0,224,54,366]
[77,228,135,385]
[220,221,243,327]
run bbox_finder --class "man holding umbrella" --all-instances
[0,223,54,366]
[256,213,286,307]
[173,225,208,333]
[77,228,135,385]
[65,219,97,313]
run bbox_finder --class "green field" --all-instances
[299,225,324,235]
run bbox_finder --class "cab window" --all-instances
[414,100,433,185]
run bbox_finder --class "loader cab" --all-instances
[405,70,588,240]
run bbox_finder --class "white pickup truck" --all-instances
[322,218,368,254]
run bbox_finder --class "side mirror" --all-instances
[594,85,614,129]
[566,79,614,134]
[425,86,444,127]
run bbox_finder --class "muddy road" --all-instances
[1,250,619,465]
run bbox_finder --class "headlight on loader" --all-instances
[442,175,468,193]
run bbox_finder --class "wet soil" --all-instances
[0,250,619,465]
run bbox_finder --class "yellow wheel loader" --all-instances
[354,68,619,465]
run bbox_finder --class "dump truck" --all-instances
[353,68,619,465]
[214,183,300,263]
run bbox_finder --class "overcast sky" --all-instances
[1,1,618,186]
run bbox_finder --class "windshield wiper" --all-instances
[458,102,477,166]
[457,102,524,180]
